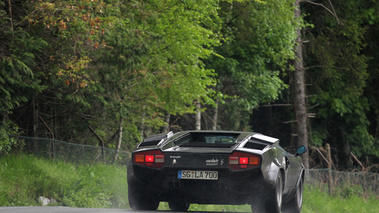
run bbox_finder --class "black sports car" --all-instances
[127,130,307,213]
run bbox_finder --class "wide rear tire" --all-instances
[282,176,303,213]
[251,171,283,213]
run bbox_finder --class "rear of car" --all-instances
[127,131,271,210]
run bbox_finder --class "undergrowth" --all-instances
[302,186,379,213]
[0,154,127,208]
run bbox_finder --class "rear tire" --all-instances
[128,182,159,210]
[282,176,303,213]
[168,200,190,211]
[251,171,283,213]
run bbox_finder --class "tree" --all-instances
[204,0,298,131]
[293,0,309,168]
[297,0,379,168]
[0,0,48,152]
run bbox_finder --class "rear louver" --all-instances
[139,140,161,147]
[244,140,268,150]
[139,131,173,147]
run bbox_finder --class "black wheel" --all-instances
[251,171,283,213]
[168,200,190,211]
[128,182,159,210]
[282,176,303,213]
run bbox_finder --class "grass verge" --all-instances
[0,154,127,208]
[302,186,379,213]
[0,154,377,212]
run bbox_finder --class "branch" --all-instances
[350,152,365,170]
[307,104,319,109]
[15,10,38,26]
[304,0,343,25]
[39,116,55,139]
[327,0,339,23]
[283,120,297,124]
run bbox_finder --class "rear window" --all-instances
[176,132,239,148]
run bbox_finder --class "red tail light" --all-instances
[133,150,165,168]
[145,155,155,163]
[229,152,260,170]
[240,157,249,164]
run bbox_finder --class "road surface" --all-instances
[0,207,249,213]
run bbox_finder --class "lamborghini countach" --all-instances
[127,130,307,213]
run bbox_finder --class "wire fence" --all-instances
[16,136,131,165]
[13,136,379,198]
[305,169,379,198]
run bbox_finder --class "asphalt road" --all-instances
[1,207,154,213]
[0,207,250,213]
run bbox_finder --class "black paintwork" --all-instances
[127,130,305,205]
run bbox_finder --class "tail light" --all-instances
[229,152,260,170]
[133,150,165,168]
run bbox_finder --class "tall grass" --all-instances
[0,154,377,212]
[0,154,127,208]
[302,186,379,213]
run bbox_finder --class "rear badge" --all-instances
[172,159,177,165]
[206,159,219,166]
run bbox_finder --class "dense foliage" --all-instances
[301,0,379,166]
[1,0,378,168]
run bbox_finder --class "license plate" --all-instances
[178,170,218,180]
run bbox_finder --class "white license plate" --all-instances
[178,170,218,180]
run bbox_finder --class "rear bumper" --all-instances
[127,163,271,205]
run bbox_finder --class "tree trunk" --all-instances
[195,100,201,130]
[212,98,219,130]
[326,143,334,195]
[8,0,13,32]
[32,98,39,138]
[294,0,309,168]
[114,116,123,163]
[140,106,145,142]
[162,113,170,133]
[376,107,379,139]
[341,130,353,169]
[32,98,39,152]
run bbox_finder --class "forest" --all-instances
[1,0,378,170]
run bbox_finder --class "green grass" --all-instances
[302,187,379,213]
[0,154,127,208]
[0,154,377,212]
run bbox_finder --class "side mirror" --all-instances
[296,145,307,156]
